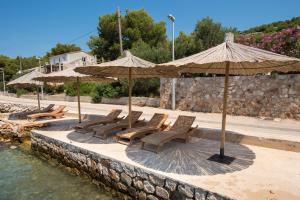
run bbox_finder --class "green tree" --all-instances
[244,16,300,33]
[193,17,226,50]
[45,43,81,59]
[130,40,171,64]
[175,32,201,59]
[88,9,167,61]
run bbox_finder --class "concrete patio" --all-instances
[31,118,300,200]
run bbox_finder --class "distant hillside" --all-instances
[243,16,300,33]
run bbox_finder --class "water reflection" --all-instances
[0,143,120,200]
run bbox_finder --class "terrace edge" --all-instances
[31,131,234,200]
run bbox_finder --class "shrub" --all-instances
[16,88,28,97]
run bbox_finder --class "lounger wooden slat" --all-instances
[74,109,122,132]
[18,121,49,133]
[116,113,168,145]
[93,111,143,139]
[28,105,67,120]
[141,115,196,153]
[10,104,55,119]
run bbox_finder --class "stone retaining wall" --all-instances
[101,97,160,107]
[160,74,300,120]
[31,132,232,200]
[16,94,160,107]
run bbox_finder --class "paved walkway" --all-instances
[1,95,300,142]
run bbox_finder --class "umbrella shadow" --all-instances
[40,118,79,131]
[125,137,255,176]
[66,131,117,144]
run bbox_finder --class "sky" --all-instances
[0,0,299,58]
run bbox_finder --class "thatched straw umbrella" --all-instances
[155,32,300,159]
[7,69,43,110]
[34,67,115,123]
[75,50,164,128]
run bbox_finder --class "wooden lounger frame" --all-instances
[93,111,143,140]
[28,105,67,120]
[116,113,169,145]
[141,115,198,153]
[74,109,123,132]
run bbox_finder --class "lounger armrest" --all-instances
[117,116,125,120]
[162,122,172,131]
[187,125,199,137]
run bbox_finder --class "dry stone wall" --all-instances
[31,132,232,200]
[160,74,300,120]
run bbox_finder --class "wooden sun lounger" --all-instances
[18,121,49,133]
[93,111,143,140]
[10,104,55,119]
[116,113,168,145]
[74,109,123,133]
[141,115,197,153]
[28,105,67,120]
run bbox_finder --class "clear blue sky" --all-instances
[0,0,299,58]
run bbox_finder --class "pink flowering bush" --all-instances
[236,27,300,58]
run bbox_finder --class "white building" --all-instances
[49,51,97,67]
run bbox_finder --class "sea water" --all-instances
[0,142,120,200]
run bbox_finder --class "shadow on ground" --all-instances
[66,131,117,144]
[41,119,79,131]
[125,137,255,176]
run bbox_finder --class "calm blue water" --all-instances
[0,142,120,200]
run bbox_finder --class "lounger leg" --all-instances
[141,142,145,149]
[156,145,162,154]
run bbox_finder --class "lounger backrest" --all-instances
[51,105,66,114]
[122,111,143,123]
[106,109,122,119]
[148,113,168,128]
[42,104,55,112]
[169,115,196,133]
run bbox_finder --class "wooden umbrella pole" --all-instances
[220,62,230,159]
[128,68,132,128]
[76,76,81,123]
[37,87,41,110]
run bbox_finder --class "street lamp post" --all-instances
[18,56,22,74]
[168,14,176,110]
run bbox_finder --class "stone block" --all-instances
[155,186,169,199]
[165,179,177,191]
[143,180,155,194]
[178,184,194,198]
[133,178,144,190]
[121,172,132,186]
[146,195,158,200]
[149,174,165,187]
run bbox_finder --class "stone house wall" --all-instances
[31,132,232,200]
[160,74,300,120]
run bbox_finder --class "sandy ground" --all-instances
[33,119,300,200]
[0,95,300,143]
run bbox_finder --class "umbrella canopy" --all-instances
[7,69,43,110]
[156,33,300,75]
[75,50,162,78]
[156,32,300,159]
[75,50,160,128]
[7,69,43,87]
[33,66,115,83]
[33,67,116,123]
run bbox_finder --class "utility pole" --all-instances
[38,57,44,99]
[1,69,5,93]
[168,14,176,110]
[117,7,123,55]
